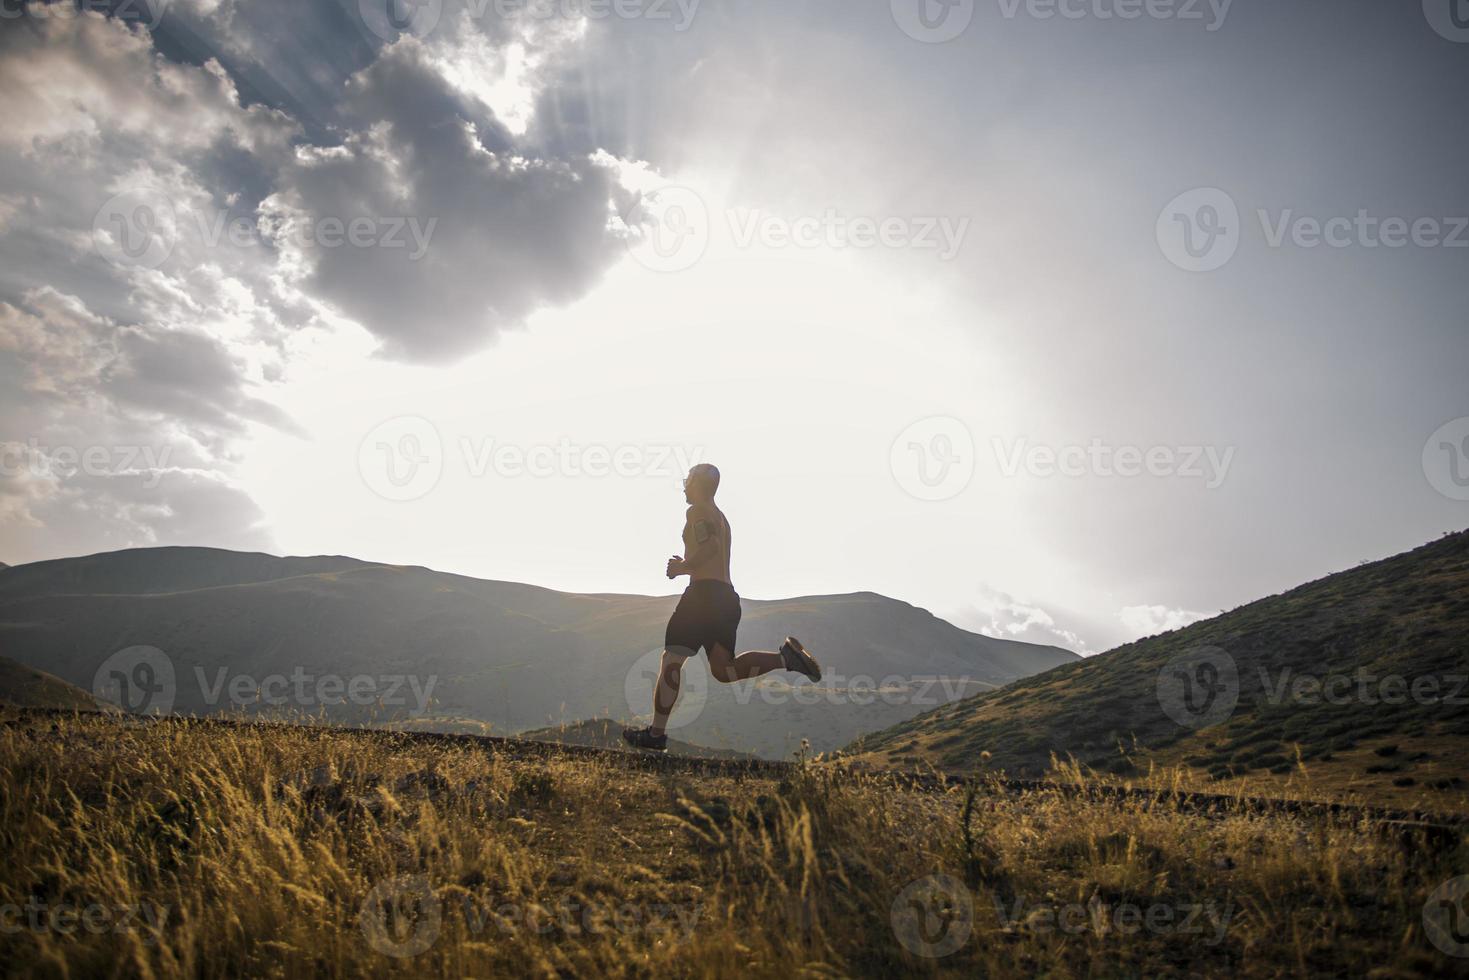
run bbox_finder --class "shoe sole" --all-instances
[783,637,822,683]
[621,732,668,752]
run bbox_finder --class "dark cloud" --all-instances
[0,6,634,557]
[266,39,622,362]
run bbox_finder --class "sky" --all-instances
[0,0,1466,654]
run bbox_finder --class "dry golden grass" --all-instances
[1,709,1466,978]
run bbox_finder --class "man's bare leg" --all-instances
[706,644,783,684]
[650,649,687,734]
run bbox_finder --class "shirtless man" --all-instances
[622,463,822,751]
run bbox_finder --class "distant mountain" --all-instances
[0,654,110,711]
[0,547,1076,759]
[850,530,1469,804]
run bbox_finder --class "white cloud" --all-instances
[959,585,1093,655]
[1117,604,1214,638]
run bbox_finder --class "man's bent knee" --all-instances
[707,645,740,684]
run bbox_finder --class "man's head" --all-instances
[683,463,720,503]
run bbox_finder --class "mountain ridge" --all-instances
[0,546,1078,759]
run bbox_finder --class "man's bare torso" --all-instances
[682,502,732,584]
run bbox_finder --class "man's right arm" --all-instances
[679,506,721,576]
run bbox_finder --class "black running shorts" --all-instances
[664,580,742,657]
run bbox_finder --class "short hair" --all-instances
[688,463,721,494]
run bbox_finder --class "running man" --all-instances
[622,463,823,751]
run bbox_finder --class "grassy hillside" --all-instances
[850,530,1469,810]
[0,655,109,711]
[2,708,1465,978]
[0,547,1076,759]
